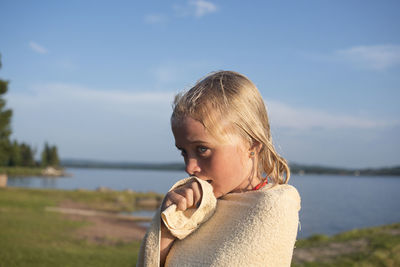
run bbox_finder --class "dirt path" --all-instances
[292,239,368,264]
[51,200,150,245]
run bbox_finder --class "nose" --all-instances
[185,157,201,176]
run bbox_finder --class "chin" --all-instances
[214,191,227,199]
[213,191,222,198]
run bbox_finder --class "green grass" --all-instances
[0,167,46,176]
[293,223,400,267]
[0,187,162,267]
[0,187,163,212]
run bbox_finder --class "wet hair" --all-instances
[171,71,290,184]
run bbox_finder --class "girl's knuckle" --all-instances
[179,196,187,205]
[184,188,193,198]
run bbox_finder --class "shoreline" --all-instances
[0,166,70,177]
[3,165,400,178]
[60,160,400,176]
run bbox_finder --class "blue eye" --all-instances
[197,146,208,154]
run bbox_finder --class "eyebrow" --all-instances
[175,140,210,148]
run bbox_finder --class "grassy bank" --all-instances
[0,167,46,176]
[0,187,399,266]
[0,187,162,267]
[0,166,71,177]
[293,223,400,266]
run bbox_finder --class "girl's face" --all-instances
[172,116,259,198]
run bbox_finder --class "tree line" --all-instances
[0,54,59,168]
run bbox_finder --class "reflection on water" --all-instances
[7,168,400,238]
[7,168,187,192]
[129,210,155,228]
[130,210,157,218]
[9,177,60,188]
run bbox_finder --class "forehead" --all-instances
[171,116,247,147]
[172,116,211,143]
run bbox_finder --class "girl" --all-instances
[137,71,301,267]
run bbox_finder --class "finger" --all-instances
[191,181,203,207]
[181,187,194,208]
[168,191,188,211]
[162,180,203,211]
[177,181,202,207]
[162,191,183,210]
[175,194,187,211]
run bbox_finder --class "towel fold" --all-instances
[137,176,217,267]
[161,177,217,240]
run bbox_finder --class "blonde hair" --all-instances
[171,71,290,184]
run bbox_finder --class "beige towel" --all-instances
[161,177,217,240]
[137,177,217,267]
[137,178,301,267]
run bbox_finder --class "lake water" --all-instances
[7,168,400,238]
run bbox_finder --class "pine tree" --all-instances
[20,143,35,167]
[0,54,12,166]
[49,146,60,167]
[41,142,60,167]
[9,140,22,166]
[41,142,50,167]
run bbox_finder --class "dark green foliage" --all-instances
[9,140,22,166]
[290,163,400,176]
[6,140,36,167]
[20,142,36,167]
[41,142,60,167]
[0,54,12,166]
[0,79,9,95]
[50,145,60,166]
[41,142,49,166]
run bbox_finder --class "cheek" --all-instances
[210,150,246,178]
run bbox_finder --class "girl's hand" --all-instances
[160,180,203,266]
[161,180,203,212]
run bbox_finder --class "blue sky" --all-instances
[0,0,399,168]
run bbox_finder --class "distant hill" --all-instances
[60,159,400,176]
[289,163,400,176]
[60,159,184,171]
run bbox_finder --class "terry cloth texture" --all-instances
[137,177,217,266]
[137,177,301,267]
[161,177,217,240]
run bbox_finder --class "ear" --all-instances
[249,140,263,154]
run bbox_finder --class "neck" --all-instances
[232,173,263,193]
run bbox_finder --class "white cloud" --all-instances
[8,83,177,161]
[144,14,168,24]
[174,0,217,18]
[267,100,398,130]
[335,45,400,70]
[14,83,393,132]
[11,83,174,116]
[29,41,48,54]
[190,0,217,17]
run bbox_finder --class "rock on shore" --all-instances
[42,167,66,177]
